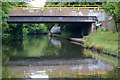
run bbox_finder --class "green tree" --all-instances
[2,2,26,36]
[102,2,120,32]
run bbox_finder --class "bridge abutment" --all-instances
[89,23,96,34]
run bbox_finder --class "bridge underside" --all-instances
[7,16,97,23]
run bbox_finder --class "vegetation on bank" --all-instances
[83,29,119,57]
[82,2,120,57]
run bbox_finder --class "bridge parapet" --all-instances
[9,5,104,17]
[9,8,103,17]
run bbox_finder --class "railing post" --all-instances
[94,8,96,11]
[60,8,61,12]
[42,7,43,12]
[60,5,61,12]
[98,7,99,11]
[42,70,44,75]
[23,7,25,12]
[78,7,79,12]
[98,70,100,76]
[24,70,26,77]
[85,5,86,8]
[60,71,62,77]
[78,69,80,74]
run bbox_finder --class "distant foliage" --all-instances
[23,24,49,35]
[45,2,103,5]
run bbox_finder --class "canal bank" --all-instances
[66,31,119,58]
[51,31,119,58]
[83,31,119,58]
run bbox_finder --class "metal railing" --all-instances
[11,5,102,12]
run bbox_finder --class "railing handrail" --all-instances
[11,5,102,9]
[10,5,102,11]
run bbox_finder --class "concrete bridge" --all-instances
[7,5,106,34]
[7,5,105,23]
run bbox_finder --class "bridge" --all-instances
[7,5,104,23]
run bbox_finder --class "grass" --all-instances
[83,31,119,57]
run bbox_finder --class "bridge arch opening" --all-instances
[8,22,94,38]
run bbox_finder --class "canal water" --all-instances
[2,35,119,78]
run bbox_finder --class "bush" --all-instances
[97,27,108,32]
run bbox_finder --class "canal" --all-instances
[2,35,119,78]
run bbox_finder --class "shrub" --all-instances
[97,27,108,32]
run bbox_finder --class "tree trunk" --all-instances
[118,23,120,32]
[113,15,118,32]
[114,20,118,32]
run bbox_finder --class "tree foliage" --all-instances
[2,2,26,25]
[2,2,26,36]
[102,2,120,32]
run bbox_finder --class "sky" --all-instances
[28,0,47,7]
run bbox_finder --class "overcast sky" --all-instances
[28,0,47,7]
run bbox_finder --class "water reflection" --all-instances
[29,71,49,78]
[2,35,118,78]
[49,37,61,48]
[5,58,114,78]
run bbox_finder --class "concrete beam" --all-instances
[6,16,97,23]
